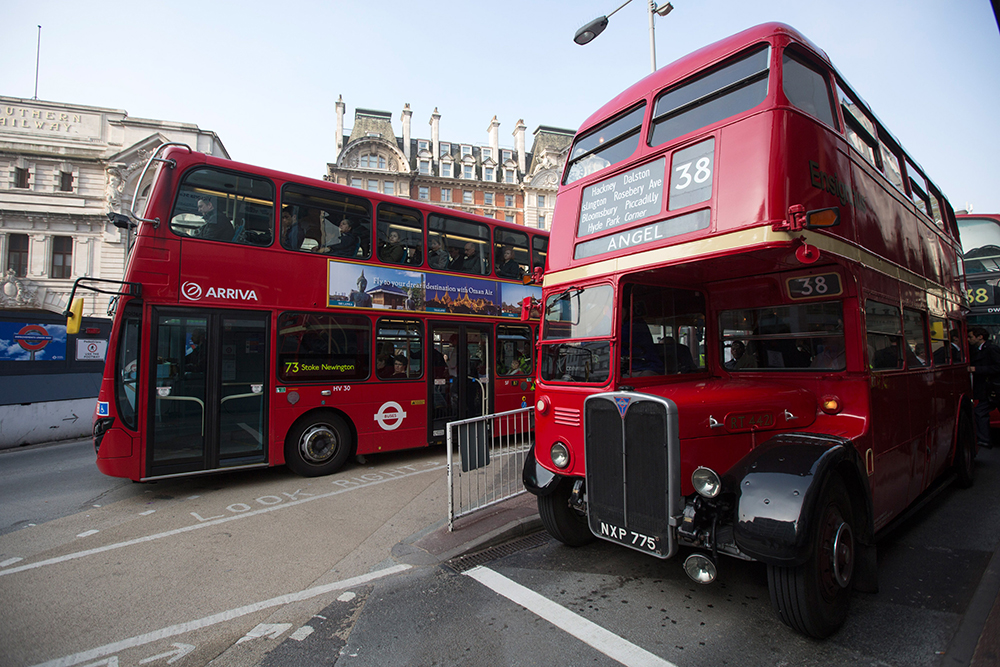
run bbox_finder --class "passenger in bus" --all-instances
[968,326,1000,448]
[185,329,207,372]
[392,355,408,378]
[621,312,664,376]
[447,246,464,270]
[725,340,756,370]
[663,336,697,373]
[428,237,449,269]
[376,353,392,378]
[497,246,524,279]
[379,230,406,263]
[318,218,360,257]
[195,196,234,241]
[281,207,305,250]
[456,242,483,274]
[810,335,846,369]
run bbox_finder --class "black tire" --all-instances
[284,412,353,477]
[955,408,975,488]
[767,473,854,639]
[538,480,595,547]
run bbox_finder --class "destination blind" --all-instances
[577,159,666,238]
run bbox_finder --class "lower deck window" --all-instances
[277,312,371,382]
[720,301,845,371]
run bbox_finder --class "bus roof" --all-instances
[159,145,544,237]
[576,23,827,137]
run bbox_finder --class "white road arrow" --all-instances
[236,623,292,644]
[139,643,195,664]
[79,659,118,667]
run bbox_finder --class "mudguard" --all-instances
[726,432,873,567]
[522,445,562,496]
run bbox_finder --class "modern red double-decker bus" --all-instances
[522,23,971,638]
[76,145,546,481]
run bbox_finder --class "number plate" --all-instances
[725,411,775,432]
[595,520,664,556]
[786,272,843,300]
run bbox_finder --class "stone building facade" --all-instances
[325,97,573,233]
[0,95,226,446]
[0,95,228,318]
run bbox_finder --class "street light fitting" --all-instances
[654,2,673,17]
[574,16,609,45]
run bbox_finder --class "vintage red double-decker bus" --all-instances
[523,23,971,638]
[73,145,546,481]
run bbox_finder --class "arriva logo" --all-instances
[181,281,259,302]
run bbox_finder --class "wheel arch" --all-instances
[726,432,874,568]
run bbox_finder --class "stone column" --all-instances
[335,95,346,157]
[430,108,441,162]
[402,103,412,162]
[488,116,500,158]
[514,119,527,174]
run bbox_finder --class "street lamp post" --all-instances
[574,0,673,73]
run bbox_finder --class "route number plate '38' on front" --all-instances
[583,392,682,559]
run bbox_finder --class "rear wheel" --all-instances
[285,412,353,477]
[767,473,854,638]
[538,480,594,547]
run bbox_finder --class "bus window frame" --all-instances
[647,44,770,150]
[168,167,275,247]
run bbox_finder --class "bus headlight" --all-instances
[692,466,721,498]
[536,395,550,414]
[550,442,570,469]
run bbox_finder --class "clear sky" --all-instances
[2,0,997,213]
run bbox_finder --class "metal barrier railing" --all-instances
[446,407,534,531]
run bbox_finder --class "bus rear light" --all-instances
[820,395,842,414]
[536,395,550,414]
[550,442,571,469]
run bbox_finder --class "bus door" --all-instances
[147,308,269,477]
[429,323,491,443]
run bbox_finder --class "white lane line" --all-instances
[1,557,24,567]
[76,530,99,538]
[1,464,445,578]
[465,566,676,667]
[30,563,411,667]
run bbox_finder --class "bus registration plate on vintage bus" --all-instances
[596,521,663,556]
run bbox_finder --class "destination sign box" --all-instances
[577,159,666,238]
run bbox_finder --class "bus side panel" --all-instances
[714,114,781,232]
[778,110,857,245]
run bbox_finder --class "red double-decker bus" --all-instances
[76,145,547,481]
[522,23,971,638]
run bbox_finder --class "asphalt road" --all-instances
[0,439,997,666]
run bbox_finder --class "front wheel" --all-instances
[767,473,854,638]
[538,480,594,547]
[285,412,353,477]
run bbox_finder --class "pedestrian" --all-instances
[968,326,1000,449]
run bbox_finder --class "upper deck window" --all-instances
[170,168,274,246]
[781,50,836,129]
[281,183,372,257]
[564,104,646,185]
[837,84,879,168]
[648,46,769,149]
